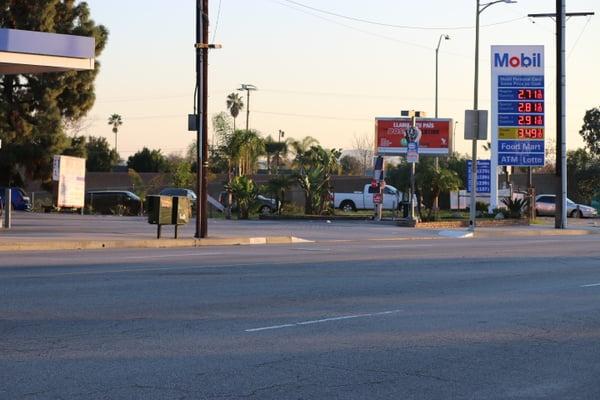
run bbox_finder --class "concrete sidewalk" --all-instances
[0,212,596,252]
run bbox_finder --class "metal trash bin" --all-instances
[172,196,191,225]
[147,195,173,225]
[146,195,191,239]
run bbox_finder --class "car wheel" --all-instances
[340,200,356,212]
[571,209,583,218]
[259,205,272,215]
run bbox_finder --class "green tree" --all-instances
[417,166,462,220]
[62,135,87,158]
[107,113,123,157]
[567,148,600,204]
[127,147,168,172]
[166,154,194,188]
[579,107,600,156]
[0,1,108,186]
[86,136,119,172]
[226,93,244,131]
[264,135,288,174]
[293,145,341,214]
[226,175,257,219]
[340,154,362,175]
[288,136,319,159]
[267,175,293,214]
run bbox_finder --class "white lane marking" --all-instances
[368,243,437,249]
[245,309,402,332]
[122,252,225,260]
[293,247,331,252]
[581,283,600,288]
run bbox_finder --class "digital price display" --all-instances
[497,88,545,101]
[518,115,544,126]
[518,102,543,113]
[517,89,544,100]
[498,101,544,114]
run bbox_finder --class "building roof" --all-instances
[0,28,95,74]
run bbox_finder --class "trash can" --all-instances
[146,195,173,225]
[172,196,191,225]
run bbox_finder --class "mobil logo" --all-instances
[494,52,542,68]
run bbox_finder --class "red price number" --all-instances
[518,115,544,126]
[518,89,544,100]
[517,102,544,113]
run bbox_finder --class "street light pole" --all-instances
[470,0,516,232]
[435,34,450,119]
[434,34,449,218]
[238,84,257,131]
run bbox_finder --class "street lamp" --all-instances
[238,83,257,131]
[470,0,516,231]
[435,34,450,119]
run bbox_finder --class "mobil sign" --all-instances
[493,51,542,69]
[375,117,453,156]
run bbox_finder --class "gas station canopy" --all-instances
[0,28,95,74]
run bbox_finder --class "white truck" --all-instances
[334,184,401,212]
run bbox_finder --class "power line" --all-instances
[277,0,526,31]
[212,0,223,43]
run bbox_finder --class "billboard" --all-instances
[375,117,452,156]
[53,155,86,208]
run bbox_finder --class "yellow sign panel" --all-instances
[498,127,544,140]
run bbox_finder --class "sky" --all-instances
[82,0,599,160]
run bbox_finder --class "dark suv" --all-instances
[85,190,142,216]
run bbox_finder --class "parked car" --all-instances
[0,187,32,211]
[333,184,401,212]
[85,190,142,216]
[535,194,598,218]
[218,191,278,215]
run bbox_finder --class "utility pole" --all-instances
[528,7,594,229]
[195,0,202,239]
[194,0,221,238]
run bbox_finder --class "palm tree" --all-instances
[107,114,123,156]
[264,135,288,174]
[226,93,244,131]
[286,136,319,158]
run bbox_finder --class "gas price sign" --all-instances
[492,46,545,167]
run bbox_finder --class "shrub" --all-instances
[501,197,529,219]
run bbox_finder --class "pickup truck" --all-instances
[334,184,401,212]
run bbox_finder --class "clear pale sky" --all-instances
[83,0,599,159]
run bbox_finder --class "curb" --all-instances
[0,236,311,252]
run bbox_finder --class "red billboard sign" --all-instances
[375,118,453,156]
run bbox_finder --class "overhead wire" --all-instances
[212,0,223,43]
[278,0,526,31]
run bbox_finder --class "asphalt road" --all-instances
[2,234,600,399]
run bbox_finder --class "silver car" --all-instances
[535,194,598,218]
